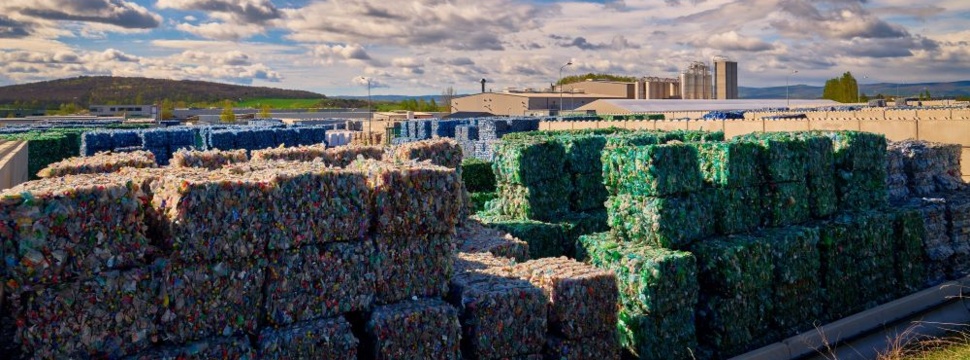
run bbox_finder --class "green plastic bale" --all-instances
[808,174,838,218]
[694,141,763,188]
[696,294,776,360]
[659,129,725,143]
[712,186,763,235]
[570,172,608,212]
[758,226,821,284]
[469,192,497,213]
[461,158,496,192]
[821,131,888,172]
[472,214,568,259]
[3,132,73,180]
[618,308,697,360]
[579,233,698,315]
[492,139,565,185]
[607,192,715,249]
[602,144,703,197]
[690,235,773,297]
[836,168,889,211]
[560,210,609,259]
[762,182,811,227]
[893,209,928,296]
[558,134,608,175]
[773,278,822,338]
[604,132,661,148]
[755,137,809,183]
[494,176,572,221]
[818,213,896,320]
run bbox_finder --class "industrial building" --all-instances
[576,99,841,115]
[680,62,713,100]
[88,104,158,118]
[450,58,738,116]
[714,56,739,100]
[449,88,625,117]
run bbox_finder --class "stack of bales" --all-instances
[455,219,530,262]
[250,144,328,163]
[0,173,158,358]
[890,140,964,196]
[460,158,497,212]
[603,143,713,249]
[349,131,384,146]
[141,128,197,165]
[490,138,571,222]
[733,133,812,227]
[757,227,821,338]
[694,141,764,234]
[453,253,620,359]
[579,233,698,360]
[690,235,775,358]
[170,148,248,170]
[37,150,157,178]
[826,131,889,211]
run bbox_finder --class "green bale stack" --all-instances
[759,227,821,337]
[694,141,763,188]
[801,135,838,217]
[560,210,609,259]
[711,187,763,235]
[762,181,811,227]
[607,192,714,249]
[559,134,608,175]
[468,192,497,213]
[473,213,568,259]
[491,139,570,221]
[735,133,808,183]
[2,131,75,180]
[461,158,496,193]
[822,131,888,211]
[660,129,725,143]
[579,233,699,360]
[818,212,896,321]
[604,132,661,148]
[691,236,775,359]
[694,141,764,235]
[602,144,703,197]
[493,176,572,221]
[570,173,609,212]
[892,208,928,296]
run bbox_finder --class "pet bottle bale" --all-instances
[364,299,462,360]
[607,192,715,249]
[601,144,703,196]
[257,317,359,360]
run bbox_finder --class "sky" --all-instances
[0,0,968,96]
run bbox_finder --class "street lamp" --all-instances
[857,75,868,104]
[559,61,572,117]
[358,77,373,138]
[786,70,798,108]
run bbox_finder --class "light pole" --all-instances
[358,77,373,138]
[857,75,868,104]
[559,61,572,117]
[786,70,798,108]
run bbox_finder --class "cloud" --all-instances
[312,44,383,66]
[353,76,389,88]
[0,16,32,38]
[700,31,775,52]
[156,0,280,24]
[283,0,553,51]
[5,0,161,29]
[559,35,640,51]
[175,22,266,41]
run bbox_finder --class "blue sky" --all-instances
[1,0,968,96]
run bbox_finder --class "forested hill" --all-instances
[0,76,325,107]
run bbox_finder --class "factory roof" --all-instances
[577,99,842,113]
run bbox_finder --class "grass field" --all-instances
[235,98,325,109]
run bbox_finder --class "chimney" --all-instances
[481,78,487,93]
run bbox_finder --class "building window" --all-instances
[110,108,116,112]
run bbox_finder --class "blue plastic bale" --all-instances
[508,119,539,133]
[275,128,299,147]
[111,131,143,149]
[432,120,459,138]
[148,147,171,166]
[140,129,170,149]
[167,128,197,150]
[81,131,114,156]
[235,129,257,151]
[208,130,237,150]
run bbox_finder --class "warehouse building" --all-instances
[450,89,625,116]
[714,56,739,100]
[576,99,841,115]
[89,104,158,119]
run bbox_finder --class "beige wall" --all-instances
[764,119,810,132]
[451,93,529,116]
[860,120,917,141]
[0,141,28,190]
[560,82,634,99]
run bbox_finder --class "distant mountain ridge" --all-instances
[0,76,324,107]
[740,81,970,99]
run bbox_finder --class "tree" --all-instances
[557,73,638,85]
[441,87,456,112]
[429,98,439,112]
[259,104,271,118]
[821,71,859,103]
[160,99,174,120]
[220,100,236,123]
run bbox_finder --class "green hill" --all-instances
[0,76,326,109]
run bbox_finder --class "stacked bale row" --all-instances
[0,154,467,359]
[139,128,197,165]
[170,148,248,170]
[349,131,384,146]
[889,140,964,198]
[37,150,157,178]
[453,253,620,359]
[1,131,81,180]
[579,233,698,360]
